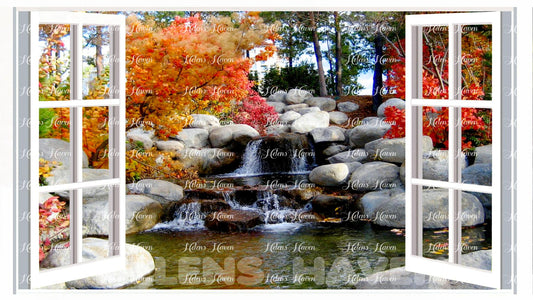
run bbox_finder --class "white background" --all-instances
[0,0,531,299]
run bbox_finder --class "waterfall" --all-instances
[151,202,205,231]
[222,191,242,209]
[231,134,314,176]
[290,151,308,174]
[254,191,308,224]
[233,139,263,175]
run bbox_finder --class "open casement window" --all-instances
[18,11,126,288]
[405,12,514,289]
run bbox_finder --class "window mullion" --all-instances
[448,24,463,265]
[69,23,83,265]
[406,24,424,258]
[109,25,119,256]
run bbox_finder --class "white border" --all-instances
[1,0,530,299]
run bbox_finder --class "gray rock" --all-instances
[362,117,386,126]
[267,91,287,103]
[284,103,309,112]
[400,162,405,184]
[322,144,348,157]
[178,148,238,175]
[327,149,368,164]
[286,88,313,104]
[460,250,492,270]
[360,188,405,219]
[189,114,220,129]
[42,238,154,289]
[39,138,89,168]
[294,107,321,115]
[290,111,330,134]
[47,168,111,200]
[310,194,356,219]
[266,101,286,113]
[209,124,260,148]
[265,124,290,135]
[354,266,488,289]
[462,164,492,219]
[337,101,359,112]
[305,97,336,111]
[345,162,363,175]
[462,163,492,187]
[328,111,349,125]
[127,179,184,205]
[474,144,492,164]
[278,111,302,124]
[310,127,346,143]
[347,161,401,192]
[365,136,433,163]
[126,128,155,150]
[422,150,467,181]
[175,128,209,148]
[204,209,262,232]
[155,140,185,152]
[348,122,391,148]
[377,98,406,117]
[309,163,350,186]
[82,195,163,236]
[372,189,484,228]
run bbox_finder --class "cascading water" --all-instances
[232,133,314,176]
[222,190,311,225]
[151,202,205,231]
[233,139,264,175]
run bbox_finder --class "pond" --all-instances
[126,221,490,289]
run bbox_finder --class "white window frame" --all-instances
[405,11,514,289]
[17,11,126,289]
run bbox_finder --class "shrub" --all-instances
[231,90,278,135]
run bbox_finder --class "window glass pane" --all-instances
[421,26,449,100]
[418,106,463,182]
[460,191,491,271]
[461,25,492,100]
[39,190,71,270]
[421,186,449,260]
[82,187,120,260]
[461,108,492,186]
[39,24,70,101]
[38,108,73,186]
[82,106,112,181]
[82,25,112,100]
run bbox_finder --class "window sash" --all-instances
[27,11,126,289]
[405,11,506,289]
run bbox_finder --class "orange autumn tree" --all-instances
[39,24,111,169]
[126,12,280,138]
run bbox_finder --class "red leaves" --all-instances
[382,29,492,150]
[39,195,69,262]
[231,89,278,135]
[383,106,405,139]
[384,106,491,150]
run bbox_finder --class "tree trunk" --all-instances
[95,27,104,77]
[372,33,384,112]
[334,12,343,96]
[288,36,294,87]
[325,47,335,94]
[310,12,328,97]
